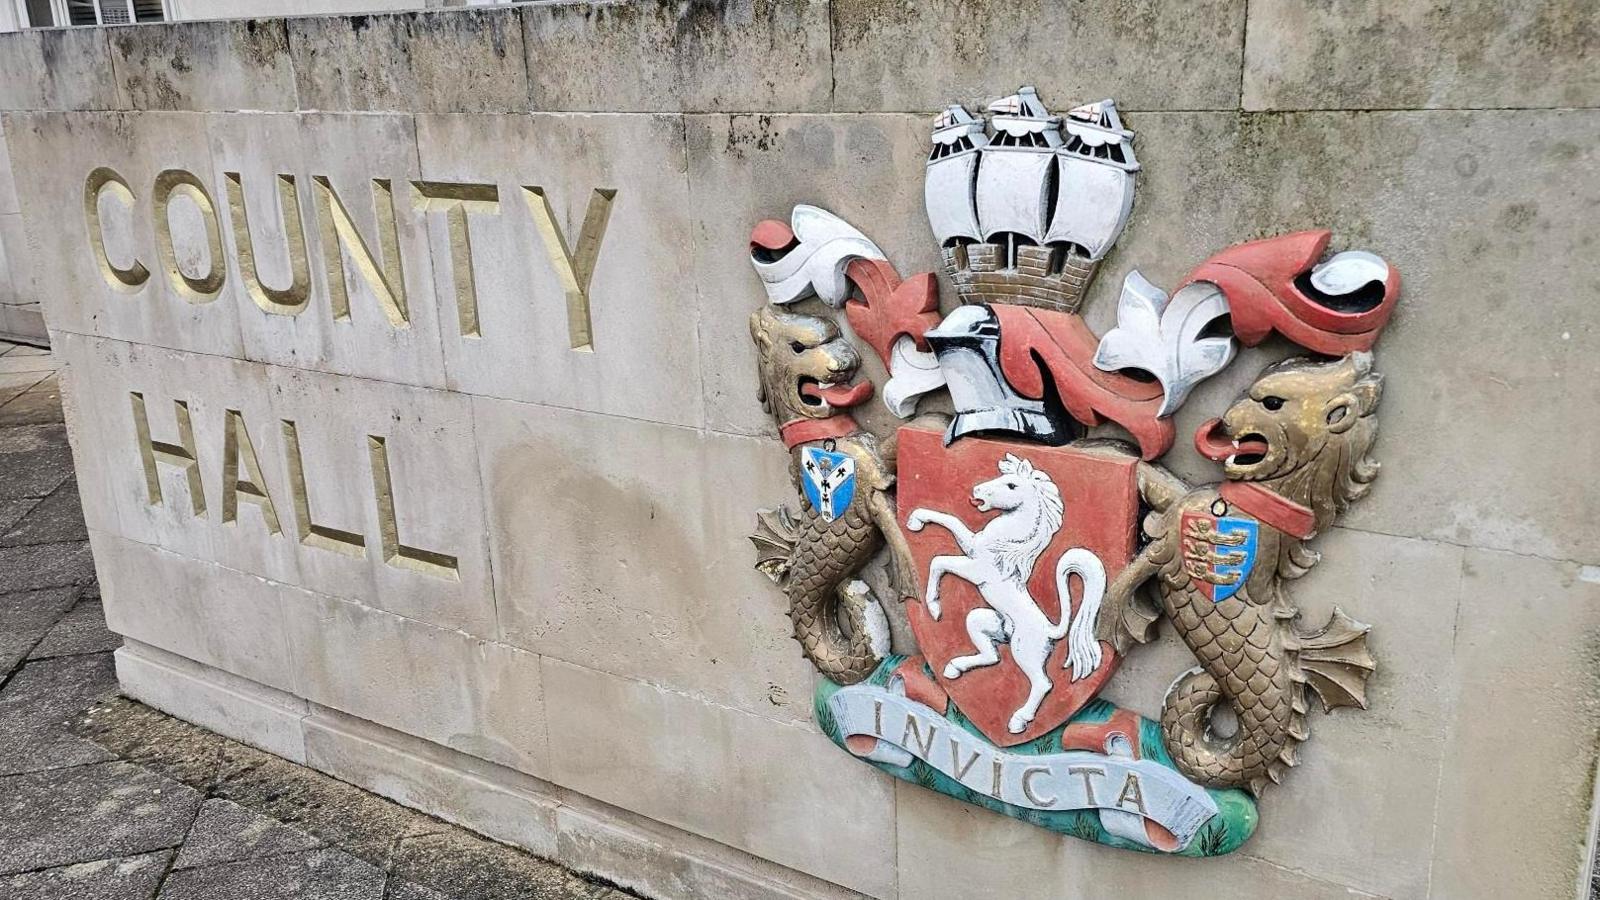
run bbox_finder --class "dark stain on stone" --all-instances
[1500,202,1538,232]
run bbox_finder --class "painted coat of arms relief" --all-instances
[746,87,1400,856]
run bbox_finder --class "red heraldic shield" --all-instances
[897,427,1140,747]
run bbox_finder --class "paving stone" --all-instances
[0,371,45,408]
[173,798,323,870]
[28,598,120,660]
[72,695,225,790]
[0,423,73,499]
[386,881,452,900]
[0,353,57,375]
[388,829,616,900]
[157,848,384,900]
[0,849,171,900]
[0,760,202,874]
[212,741,448,866]
[0,586,77,672]
[0,653,117,776]
[0,497,38,532]
[3,481,87,546]
[0,378,64,426]
[0,541,95,592]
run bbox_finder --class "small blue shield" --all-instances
[801,447,856,522]
[1208,516,1258,602]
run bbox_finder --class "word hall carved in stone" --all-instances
[129,391,458,580]
[84,167,618,351]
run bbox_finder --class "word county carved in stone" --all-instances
[84,167,618,350]
[129,391,458,580]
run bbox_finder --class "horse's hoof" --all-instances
[1007,715,1029,734]
[943,663,962,679]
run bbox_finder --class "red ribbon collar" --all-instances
[1218,481,1317,540]
[780,415,859,449]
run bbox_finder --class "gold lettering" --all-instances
[1068,765,1104,806]
[220,408,281,535]
[85,167,149,293]
[367,434,459,580]
[949,739,981,782]
[129,392,204,517]
[900,714,937,758]
[313,176,407,327]
[1116,772,1149,815]
[224,171,312,315]
[152,168,225,303]
[1021,766,1058,808]
[411,181,500,337]
[282,420,365,557]
[522,186,616,351]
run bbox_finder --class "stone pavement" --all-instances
[0,339,633,899]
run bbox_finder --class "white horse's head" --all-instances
[973,454,1062,515]
[973,454,1064,581]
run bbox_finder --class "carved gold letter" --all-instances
[313,176,407,327]
[130,392,204,517]
[220,408,281,535]
[224,172,312,315]
[85,167,149,293]
[152,169,225,302]
[1021,766,1058,808]
[522,186,616,351]
[367,434,459,580]
[282,420,365,558]
[1116,773,1149,815]
[411,181,500,337]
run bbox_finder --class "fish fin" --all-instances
[750,505,799,583]
[1297,607,1376,711]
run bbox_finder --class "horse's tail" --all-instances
[1051,548,1108,682]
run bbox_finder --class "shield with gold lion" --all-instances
[896,426,1139,747]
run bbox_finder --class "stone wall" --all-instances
[2,2,1597,898]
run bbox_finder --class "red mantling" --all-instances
[843,258,941,364]
[989,304,1175,460]
[1219,480,1317,540]
[780,415,860,449]
[1182,230,1400,355]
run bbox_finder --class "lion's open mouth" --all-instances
[1194,418,1270,466]
[799,377,873,409]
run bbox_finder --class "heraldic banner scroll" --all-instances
[745,87,1399,857]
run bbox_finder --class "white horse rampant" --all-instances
[906,453,1107,734]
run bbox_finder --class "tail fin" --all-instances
[1295,607,1375,711]
[1053,548,1108,681]
[750,505,799,583]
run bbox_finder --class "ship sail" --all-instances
[976,151,1054,243]
[1045,98,1139,259]
[926,153,983,245]
[924,104,988,246]
[974,87,1061,244]
[1044,156,1135,258]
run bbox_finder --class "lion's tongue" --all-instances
[1194,418,1268,462]
[802,380,874,408]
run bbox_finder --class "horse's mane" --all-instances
[986,455,1063,581]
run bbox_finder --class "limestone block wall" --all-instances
[1,3,1597,898]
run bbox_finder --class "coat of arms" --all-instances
[746,87,1400,856]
